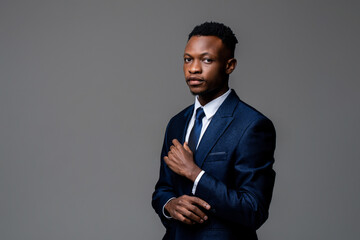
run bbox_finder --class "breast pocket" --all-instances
[206,152,227,162]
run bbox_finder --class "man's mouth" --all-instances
[186,77,204,86]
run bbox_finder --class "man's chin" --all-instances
[189,89,203,96]
[188,86,205,96]
[189,90,197,96]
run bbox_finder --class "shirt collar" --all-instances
[193,89,232,120]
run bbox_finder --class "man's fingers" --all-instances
[172,139,182,148]
[190,196,211,210]
[183,142,192,154]
[164,156,172,166]
[177,195,208,223]
[169,145,175,152]
[168,199,194,225]
[174,212,194,225]
[191,205,208,223]
[175,205,204,224]
[167,195,210,225]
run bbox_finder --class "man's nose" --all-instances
[189,60,201,74]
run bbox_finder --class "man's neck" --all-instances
[197,87,230,106]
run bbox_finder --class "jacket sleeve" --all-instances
[194,117,276,230]
[151,121,176,227]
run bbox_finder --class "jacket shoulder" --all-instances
[234,99,275,131]
[167,104,193,126]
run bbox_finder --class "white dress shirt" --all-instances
[163,89,232,218]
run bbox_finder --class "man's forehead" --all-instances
[184,36,224,54]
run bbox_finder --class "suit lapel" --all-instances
[194,90,240,167]
[181,106,194,143]
[170,105,194,195]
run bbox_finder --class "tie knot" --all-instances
[195,108,205,121]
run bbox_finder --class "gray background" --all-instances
[1,0,359,239]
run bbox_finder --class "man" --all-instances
[152,22,276,240]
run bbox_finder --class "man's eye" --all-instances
[203,58,213,63]
[184,58,192,63]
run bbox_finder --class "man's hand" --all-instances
[165,195,211,225]
[164,139,202,181]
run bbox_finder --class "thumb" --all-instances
[183,142,192,153]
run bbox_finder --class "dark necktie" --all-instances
[188,108,205,153]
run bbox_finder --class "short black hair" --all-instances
[188,21,238,57]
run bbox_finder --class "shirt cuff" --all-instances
[162,197,176,219]
[192,170,205,195]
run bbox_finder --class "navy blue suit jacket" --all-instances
[152,90,276,240]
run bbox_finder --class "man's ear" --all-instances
[225,58,237,74]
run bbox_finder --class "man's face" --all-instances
[183,36,233,101]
